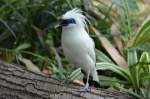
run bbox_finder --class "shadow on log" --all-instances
[0,60,132,99]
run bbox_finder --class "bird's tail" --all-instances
[82,69,100,88]
[91,68,100,88]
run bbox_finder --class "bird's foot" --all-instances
[72,86,91,92]
[78,87,91,92]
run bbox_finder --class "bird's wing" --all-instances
[85,37,96,63]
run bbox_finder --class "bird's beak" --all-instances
[59,19,68,27]
[58,17,69,27]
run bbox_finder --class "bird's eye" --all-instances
[61,18,76,26]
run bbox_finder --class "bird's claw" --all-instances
[72,87,91,92]
[78,87,91,92]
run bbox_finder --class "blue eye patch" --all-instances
[61,18,76,26]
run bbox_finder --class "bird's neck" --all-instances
[62,26,85,36]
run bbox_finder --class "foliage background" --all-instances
[0,0,150,98]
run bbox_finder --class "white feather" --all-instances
[62,8,88,28]
[61,8,99,84]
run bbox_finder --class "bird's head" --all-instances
[60,8,87,28]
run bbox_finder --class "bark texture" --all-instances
[0,60,132,99]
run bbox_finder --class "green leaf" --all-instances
[0,19,16,39]
[127,48,139,89]
[96,49,113,63]
[15,43,31,51]
[112,0,139,12]
[0,31,11,42]
[68,68,82,81]
[142,73,150,80]
[129,52,150,89]
[99,75,129,87]
[17,55,41,74]
[139,52,149,63]
[126,90,144,99]
[127,48,138,66]
[96,62,131,82]
[136,43,150,51]
[21,51,51,62]
[132,16,150,47]
[138,52,150,81]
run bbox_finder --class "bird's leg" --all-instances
[78,70,91,92]
[84,70,90,90]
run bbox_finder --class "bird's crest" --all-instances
[62,8,89,28]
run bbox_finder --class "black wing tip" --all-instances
[83,77,100,88]
[91,81,100,88]
[81,69,100,88]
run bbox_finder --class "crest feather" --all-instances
[62,8,88,28]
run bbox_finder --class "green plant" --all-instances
[0,0,73,78]
[69,13,150,99]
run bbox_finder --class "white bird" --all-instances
[61,8,100,91]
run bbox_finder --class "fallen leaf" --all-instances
[110,24,123,54]
[18,55,41,74]
[92,27,128,69]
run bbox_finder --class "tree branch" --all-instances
[0,60,132,99]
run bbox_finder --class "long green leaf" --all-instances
[96,62,131,82]
[99,75,129,87]
[96,49,113,63]
[0,19,16,39]
[68,68,82,81]
[127,48,138,66]
[15,43,31,51]
[132,16,150,47]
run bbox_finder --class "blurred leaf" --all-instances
[0,31,11,42]
[142,73,150,80]
[96,62,130,81]
[136,43,150,51]
[93,27,128,68]
[96,49,113,63]
[21,51,51,62]
[53,48,64,79]
[126,90,144,99]
[131,16,150,47]
[138,52,150,73]
[32,25,45,47]
[99,75,129,87]
[110,24,123,54]
[112,0,139,12]
[68,68,82,81]
[139,52,149,63]
[0,19,16,39]
[17,55,41,74]
[15,43,31,51]
[129,52,150,90]
[127,48,138,66]
[0,48,13,61]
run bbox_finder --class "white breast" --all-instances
[61,27,95,70]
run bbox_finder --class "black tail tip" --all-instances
[83,77,100,88]
[90,81,100,88]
